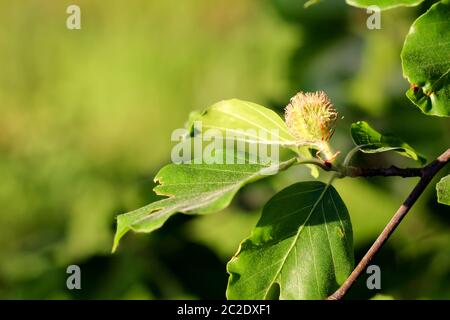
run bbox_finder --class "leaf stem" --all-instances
[327,148,450,300]
[296,158,333,171]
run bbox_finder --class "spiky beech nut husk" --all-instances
[285,91,338,144]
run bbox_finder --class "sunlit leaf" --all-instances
[227,181,353,299]
[346,0,424,10]
[351,121,426,164]
[304,0,323,8]
[401,0,450,117]
[187,99,297,146]
[371,293,395,300]
[112,153,296,252]
[436,175,450,205]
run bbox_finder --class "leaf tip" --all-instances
[111,215,130,254]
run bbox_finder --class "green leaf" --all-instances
[350,121,426,164]
[371,294,394,300]
[226,181,354,299]
[304,0,323,8]
[346,0,424,10]
[401,0,450,117]
[436,175,450,205]
[112,153,296,252]
[187,99,297,147]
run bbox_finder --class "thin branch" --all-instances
[300,158,424,178]
[327,148,450,300]
[343,165,423,178]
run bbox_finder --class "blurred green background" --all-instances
[0,0,448,299]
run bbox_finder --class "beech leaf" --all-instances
[227,181,354,299]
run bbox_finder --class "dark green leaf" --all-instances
[227,181,354,299]
[351,121,426,164]
[436,175,450,205]
[401,0,450,116]
[112,153,296,252]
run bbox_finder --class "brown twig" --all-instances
[304,160,424,178]
[343,165,423,178]
[327,148,450,300]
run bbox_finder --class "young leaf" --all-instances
[304,0,323,8]
[401,0,450,117]
[371,294,395,300]
[226,181,354,300]
[187,99,297,146]
[436,175,450,205]
[346,0,424,10]
[112,154,296,252]
[351,121,426,164]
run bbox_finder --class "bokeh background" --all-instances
[0,0,448,299]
